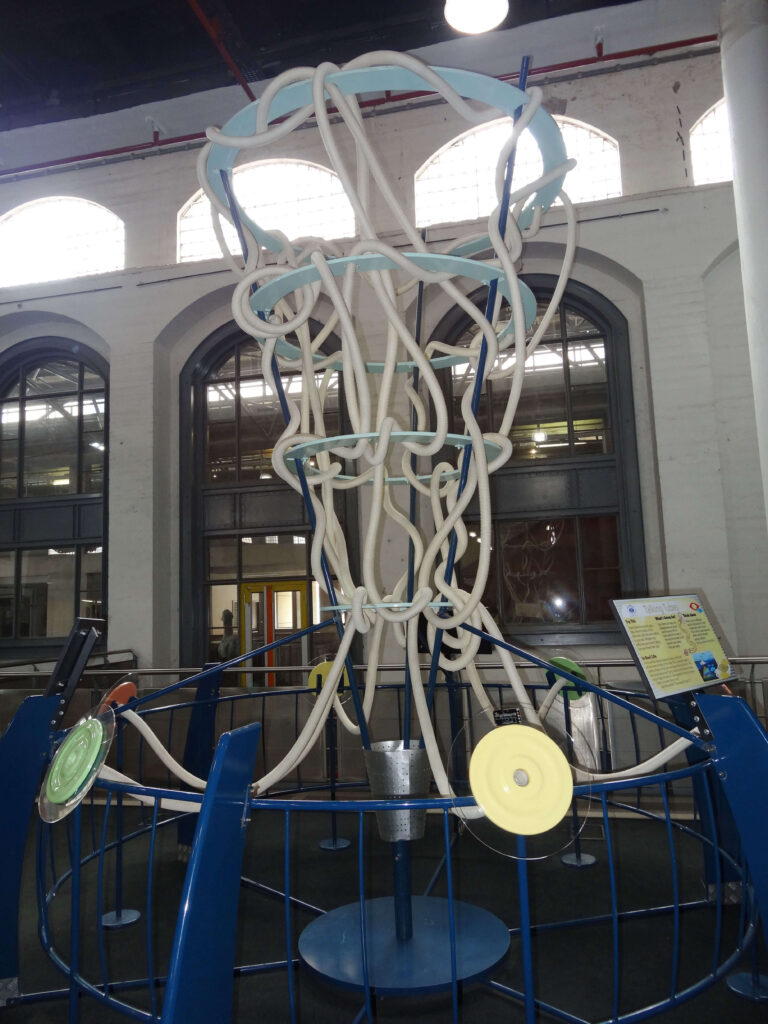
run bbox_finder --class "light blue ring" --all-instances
[284,430,503,483]
[251,250,535,367]
[205,64,568,254]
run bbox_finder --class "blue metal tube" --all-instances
[603,792,621,1022]
[96,794,112,995]
[392,840,413,942]
[145,802,160,1019]
[425,55,532,715]
[516,833,536,1024]
[217,165,370,748]
[68,804,82,1024]
[403,271,426,747]
[283,810,296,1023]
[457,622,709,747]
[127,617,336,711]
[661,785,681,1004]
[357,812,374,1021]
[443,811,460,1024]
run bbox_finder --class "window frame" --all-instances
[179,322,360,666]
[433,275,646,645]
[0,339,108,655]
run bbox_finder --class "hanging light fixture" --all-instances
[444,0,509,35]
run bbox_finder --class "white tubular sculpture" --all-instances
[199,51,579,802]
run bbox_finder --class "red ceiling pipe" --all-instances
[0,33,719,180]
[185,0,256,102]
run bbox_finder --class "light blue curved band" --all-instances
[251,250,535,367]
[284,430,504,483]
[205,64,568,254]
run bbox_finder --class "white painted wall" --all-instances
[0,2,765,666]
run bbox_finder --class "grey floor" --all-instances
[5,805,768,1024]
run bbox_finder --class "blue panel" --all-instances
[298,896,509,994]
[162,721,261,1024]
[0,695,59,979]
[177,669,221,849]
[696,692,768,947]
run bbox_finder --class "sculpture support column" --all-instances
[720,0,768,531]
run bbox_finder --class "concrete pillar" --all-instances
[720,0,768,531]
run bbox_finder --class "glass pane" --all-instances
[205,380,237,484]
[23,398,78,496]
[241,534,307,578]
[568,339,612,455]
[209,583,238,662]
[499,519,579,624]
[511,343,568,460]
[581,516,621,621]
[240,377,288,481]
[238,343,262,379]
[0,551,14,637]
[528,302,563,342]
[207,537,238,580]
[0,401,19,499]
[80,392,105,493]
[80,546,103,619]
[19,548,75,638]
[82,365,105,390]
[209,351,236,380]
[456,523,498,620]
[564,308,601,337]
[25,360,80,395]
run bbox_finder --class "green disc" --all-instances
[45,718,104,805]
[548,656,586,700]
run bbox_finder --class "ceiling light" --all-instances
[444,0,508,34]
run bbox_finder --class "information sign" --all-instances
[612,595,733,698]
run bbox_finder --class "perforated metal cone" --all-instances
[364,740,431,842]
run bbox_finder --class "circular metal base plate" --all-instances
[727,972,768,1001]
[299,896,509,994]
[561,851,596,868]
[318,837,351,850]
[101,908,141,929]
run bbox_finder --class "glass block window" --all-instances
[0,197,124,287]
[178,159,356,262]
[415,116,621,227]
[690,99,733,186]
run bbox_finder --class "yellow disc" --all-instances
[469,724,573,836]
[306,659,349,694]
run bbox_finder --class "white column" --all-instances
[720,0,768,530]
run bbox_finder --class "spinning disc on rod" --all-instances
[39,707,115,823]
[98,676,138,714]
[450,713,593,860]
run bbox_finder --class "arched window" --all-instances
[690,99,733,186]
[0,197,124,288]
[178,159,356,262]
[415,116,622,228]
[0,342,107,651]
[436,277,645,642]
[180,326,356,673]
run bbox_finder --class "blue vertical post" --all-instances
[162,721,262,1024]
[177,665,222,850]
[425,55,532,714]
[0,695,59,993]
[219,169,370,749]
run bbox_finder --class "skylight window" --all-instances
[178,159,356,262]
[415,116,621,228]
[0,197,125,288]
[690,99,733,186]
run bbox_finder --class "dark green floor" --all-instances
[6,804,768,1023]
